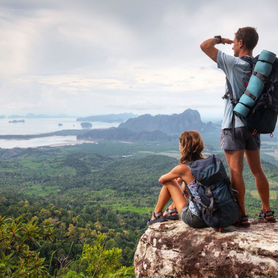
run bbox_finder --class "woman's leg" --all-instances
[163,181,187,214]
[166,203,176,211]
[163,180,188,214]
[154,185,172,214]
[153,179,187,218]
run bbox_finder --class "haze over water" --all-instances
[0,118,120,149]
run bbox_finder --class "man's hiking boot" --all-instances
[147,212,169,226]
[258,210,276,223]
[163,208,179,221]
[234,215,250,228]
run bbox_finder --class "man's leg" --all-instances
[224,150,246,215]
[245,150,270,212]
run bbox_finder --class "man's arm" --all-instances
[200,37,233,62]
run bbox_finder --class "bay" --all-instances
[0,118,120,149]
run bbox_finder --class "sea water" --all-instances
[0,118,120,149]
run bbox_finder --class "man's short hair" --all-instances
[235,27,259,50]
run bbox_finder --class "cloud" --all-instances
[0,0,277,119]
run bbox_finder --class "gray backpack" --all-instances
[187,155,240,228]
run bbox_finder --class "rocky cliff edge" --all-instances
[134,221,277,278]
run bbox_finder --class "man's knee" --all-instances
[225,151,244,172]
[252,167,266,178]
[248,161,264,176]
[229,165,244,175]
[230,168,244,180]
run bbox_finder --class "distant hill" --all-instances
[77,127,173,142]
[119,109,218,135]
[77,109,220,143]
[0,109,220,144]
[77,113,137,123]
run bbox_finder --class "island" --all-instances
[80,122,92,129]
[8,119,25,123]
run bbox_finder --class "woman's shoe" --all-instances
[147,212,168,226]
[163,208,179,221]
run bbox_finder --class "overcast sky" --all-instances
[0,0,277,120]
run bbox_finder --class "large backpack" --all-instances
[225,51,278,134]
[245,56,278,134]
[186,155,240,228]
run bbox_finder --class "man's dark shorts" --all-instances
[221,127,261,152]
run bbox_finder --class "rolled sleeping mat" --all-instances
[259,49,277,64]
[233,50,276,118]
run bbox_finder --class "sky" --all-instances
[0,0,277,121]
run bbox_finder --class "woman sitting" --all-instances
[148,130,240,229]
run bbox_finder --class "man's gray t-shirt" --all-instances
[217,50,252,129]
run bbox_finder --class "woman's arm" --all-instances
[159,164,190,184]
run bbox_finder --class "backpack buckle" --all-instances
[205,187,213,197]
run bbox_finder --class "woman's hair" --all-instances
[179,131,204,164]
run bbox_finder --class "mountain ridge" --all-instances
[119,109,218,135]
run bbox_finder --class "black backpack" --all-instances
[224,55,278,134]
[186,155,240,228]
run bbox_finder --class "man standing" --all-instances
[200,27,275,226]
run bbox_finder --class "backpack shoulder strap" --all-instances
[222,56,255,134]
[184,181,214,211]
[223,78,237,105]
[223,56,255,102]
[240,56,256,70]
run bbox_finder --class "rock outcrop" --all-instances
[119,109,217,135]
[134,221,278,278]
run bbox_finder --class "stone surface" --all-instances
[134,221,278,278]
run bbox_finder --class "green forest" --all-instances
[0,142,277,277]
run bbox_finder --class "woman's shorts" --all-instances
[181,207,207,228]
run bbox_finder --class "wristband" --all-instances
[214,35,222,44]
